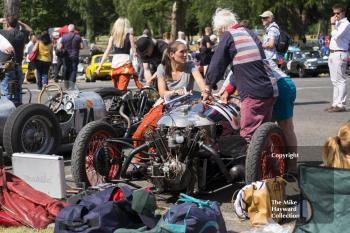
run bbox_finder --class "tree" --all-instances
[67,0,96,42]
[3,0,19,17]
[170,0,186,40]
[19,0,80,34]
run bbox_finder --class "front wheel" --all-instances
[245,122,287,184]
[3,104,61,156]
[298,67,305,78]
[71,121,122,186]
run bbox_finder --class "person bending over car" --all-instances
[203,8,274,142]
[135,35,168,87]
[132,41,206,162]
[97,17,142,90]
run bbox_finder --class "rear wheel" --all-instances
[245,122,287,184]
[71,121,122,186]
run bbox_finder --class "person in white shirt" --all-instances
[176,31,187,45]
[23,34,37,83]
[326,3,350,112]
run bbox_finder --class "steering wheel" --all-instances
[38,83,64,112]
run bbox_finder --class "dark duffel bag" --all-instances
[54,185,143,233]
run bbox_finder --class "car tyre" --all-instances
[71,120,123,186]
[245,122,287,184]
[3,103,61,156]
[298,67,305,78]
[90,73,96,82]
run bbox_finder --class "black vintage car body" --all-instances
[282,50,329,78]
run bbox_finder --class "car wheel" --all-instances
[3,103,61,156]
[298,67,305,78]
[91,73,96,82]
[71,121,123,186]
[245,122,287,184]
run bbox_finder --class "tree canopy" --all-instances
[2,0,350,41]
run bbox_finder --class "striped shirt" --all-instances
[206,28,273,100]
[231,28,262,65]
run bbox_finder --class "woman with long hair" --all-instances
[32,31,52,90]
[132,41,206,161]
[323,123,350,169]
[97,17,142,90]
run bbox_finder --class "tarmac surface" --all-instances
[14,76,350,232]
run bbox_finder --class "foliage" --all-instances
[2,0,350,41]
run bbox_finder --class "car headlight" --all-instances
[65,101,74,111]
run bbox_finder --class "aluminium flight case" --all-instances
[12,153,66,199]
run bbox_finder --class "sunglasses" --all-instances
[261,17,269,20]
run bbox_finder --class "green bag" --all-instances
[114,218,177,233]
[294,165,350,233]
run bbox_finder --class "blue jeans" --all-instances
[35,60,51,90]
[63,56,79,83]
[1,65,23,106]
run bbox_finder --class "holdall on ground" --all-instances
[243,181,272,225]
[54,185,143,233]
[234,177,288,225]
[234,181,267,222]
[264,177,287,223]
[0,168,67,229]
[115,193,227,233]
[294,165,350,233]
[66,183,128,205]
[163,193,226,233]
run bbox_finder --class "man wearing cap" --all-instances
[136,36,168,86]
[260,10,298,172]
[325,3,350,112]
[260,10,280,68]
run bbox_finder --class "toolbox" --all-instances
[12,153,66,199]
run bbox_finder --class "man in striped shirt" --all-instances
[203,8,274,141]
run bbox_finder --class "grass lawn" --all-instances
[0,226,54,233]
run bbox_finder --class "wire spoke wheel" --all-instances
[85,130,121,186]
[71,121,122,187]
[21,116,51,152]
[245,122,287,184]
[259,132,286,180]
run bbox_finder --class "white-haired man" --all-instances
[60,24,83,84]
[203,8,274,141]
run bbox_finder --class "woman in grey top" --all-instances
[132,41,206,162]
[156,41,206,97]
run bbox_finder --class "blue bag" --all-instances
[54,185,143,233]
[115,193,227,233]
[162,193,227,233]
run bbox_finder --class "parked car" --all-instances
[282,50,329,78]
[85,54,112,82]
[78,55,89,76]
[22,61,36,83]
